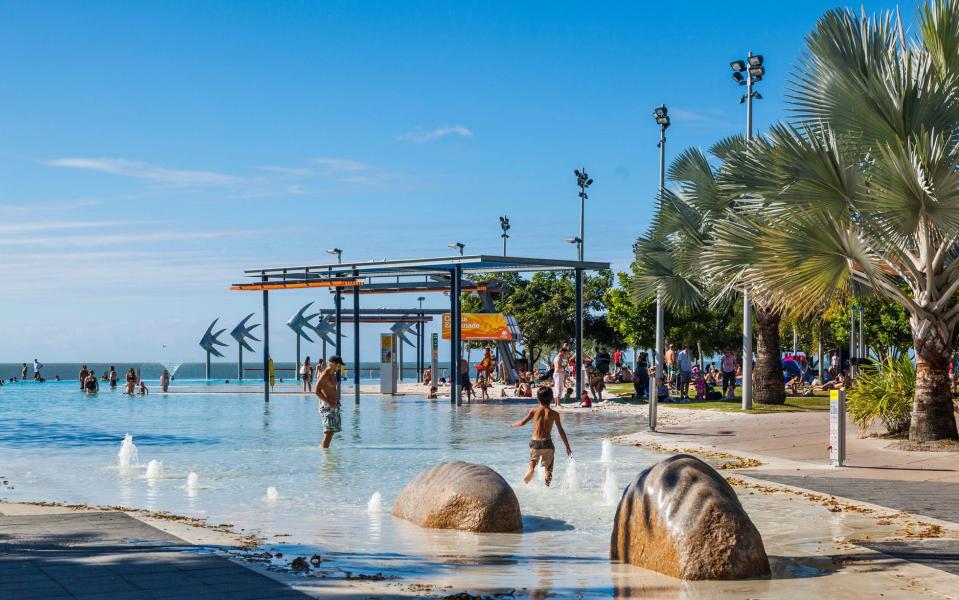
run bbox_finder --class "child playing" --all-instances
[510,387,573,487]
[427,386,438,399]
[580,390,592,408]
[563,387,574,403]
[692,366,706,401]
[137,381,149,395]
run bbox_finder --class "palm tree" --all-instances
[632,142,787,404]
[709,2,959,440]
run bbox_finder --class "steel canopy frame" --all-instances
[233,255,611,404]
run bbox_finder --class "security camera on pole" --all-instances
[729,52,765,410]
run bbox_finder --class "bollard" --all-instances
[829,389,846,467]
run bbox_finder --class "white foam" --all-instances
[186,472,199,490]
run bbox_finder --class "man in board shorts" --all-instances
[315,355,343,448]
[510,387,572,487]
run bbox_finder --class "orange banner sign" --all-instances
[442,313,513,341]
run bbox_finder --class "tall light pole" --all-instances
[448,242,465,256]
[327,248,343,371]
[730,52,764,409]
[650,105,670,431]
[499,216,510,256]
[574,169,592,262]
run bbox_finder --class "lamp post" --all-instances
[499,216,510,256]
[649,105,670,431]
[448,242,465,256]
[564,236,582,256]
[326,247,343,264]
[730,52,764,409]
[573,169,592,262]
[417,296,426,382]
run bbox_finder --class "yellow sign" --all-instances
[442,313,513,341]
[380,334,394,363]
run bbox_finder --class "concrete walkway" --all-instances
[0,505,308,600]
[624,410,959,520]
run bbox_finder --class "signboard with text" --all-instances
[442,313,514,341]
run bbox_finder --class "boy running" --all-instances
[510,387,572,487]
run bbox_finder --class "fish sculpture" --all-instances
[199,318,229,358]
[230,313,260,352]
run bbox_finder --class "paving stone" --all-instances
[0,511,311,599]
[743,474,959,524]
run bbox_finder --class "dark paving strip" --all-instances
[858,540,959,577]
[738,474,959,524]
[0,512,309,600]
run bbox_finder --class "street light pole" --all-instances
[574,169,592,262]
[730,52,764,409]
[650,105,670,431]
[499,216,510,257]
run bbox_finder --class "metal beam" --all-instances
[353,269,361,404]
[244,254,612,277]
[262,275,270,403]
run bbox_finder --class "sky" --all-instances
[0,0,907,363]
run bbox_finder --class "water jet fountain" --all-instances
[265,486,280,501]
[145,459,163,480]
[602,468,620,506]
[367,491,384,513]
[117,434,139,469]
[600,439,614,464]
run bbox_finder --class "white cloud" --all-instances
[45,158,238,186]
[397,125,473,144]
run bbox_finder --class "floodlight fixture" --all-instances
[448,242,465,255]
[748,65,765,79]
[730,60,747,72]
[732,71,745,85]
[565,236,582,245]
[326,247,343,263]
[499,215,510,233]
[748,54,764,67]
[653,105,670,128]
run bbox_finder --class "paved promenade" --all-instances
[0,504,308,600]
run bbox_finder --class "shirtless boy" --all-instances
[510,387,572,487]
[315,355,343,448]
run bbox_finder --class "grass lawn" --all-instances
[603,383,830,413]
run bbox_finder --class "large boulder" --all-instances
[392,461,522,533]
[610,454,769,580]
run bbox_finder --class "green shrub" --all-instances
[846,356,914,435]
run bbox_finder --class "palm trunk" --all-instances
[909,315,958,441]
[754,305,786,405]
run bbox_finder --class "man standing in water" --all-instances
[510,387,572,487]
[78,364,89,390]
[315,355,343,448]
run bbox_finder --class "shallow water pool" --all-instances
[0,382,669,595]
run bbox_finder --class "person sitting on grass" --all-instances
[510,387,573,487]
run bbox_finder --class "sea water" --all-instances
[0,384,664,595]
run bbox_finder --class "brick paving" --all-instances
[0,511,308,600]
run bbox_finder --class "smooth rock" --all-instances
[610,454,769,580]
[392,461,522,533]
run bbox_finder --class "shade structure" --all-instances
[232,255,611,403]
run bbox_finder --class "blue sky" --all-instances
[0,0,906,362]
